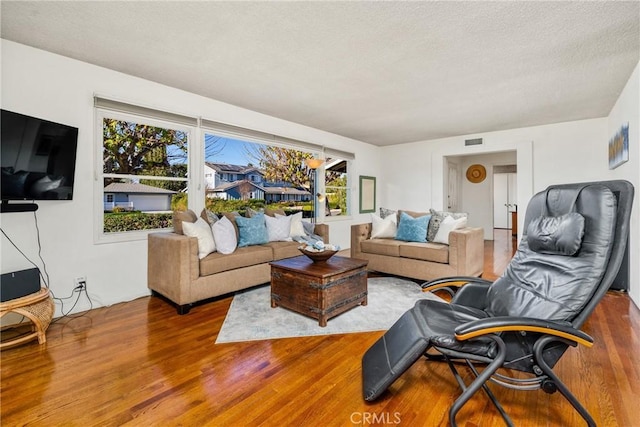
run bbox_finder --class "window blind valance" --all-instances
[201,119,323,153]
[95,96,354,160]
[324,147,355,161]
[94,97,198,127]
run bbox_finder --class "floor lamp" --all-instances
[305,158,325,223]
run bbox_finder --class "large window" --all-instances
[203,133,351,219]
[95,98,353,242]
[96,107,192,239]
[324,155,350,217]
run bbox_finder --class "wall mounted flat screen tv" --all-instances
[1,109,78,201]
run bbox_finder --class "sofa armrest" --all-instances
[147,232,199,305]
[448,227,484,277]
[351,222,372,258]
[313,223,330,243]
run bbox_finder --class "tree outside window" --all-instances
[101,117,189,233]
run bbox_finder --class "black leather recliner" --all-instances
[362,180,634,427]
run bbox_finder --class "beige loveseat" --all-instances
[350,221,484,281]
[148,211,328,314]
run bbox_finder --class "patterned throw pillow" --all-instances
[265,214,293,242]
[395,211,431,243]
[200,209,219,225]
[236,213,269,247]
[379,207,397,219]
[427,209,468,242]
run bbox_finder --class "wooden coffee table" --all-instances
[270,256,369,327]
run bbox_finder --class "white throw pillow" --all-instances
[265,214,293,242]
[212,215,238,254]
[276,212,305,238]
[433,216,468,244]
[182,217,216,259]
[370,213,397,239]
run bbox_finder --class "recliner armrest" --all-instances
[455,317,594,348]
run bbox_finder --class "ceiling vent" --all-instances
[465,138,483,146]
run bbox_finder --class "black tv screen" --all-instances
[1,109,78,201]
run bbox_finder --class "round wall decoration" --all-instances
[466,164,486,183]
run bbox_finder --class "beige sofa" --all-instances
[350,222,484,281]
[148,213,328,314]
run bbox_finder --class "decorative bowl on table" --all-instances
[298,242,340,262]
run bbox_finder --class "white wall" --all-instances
[381,62,640,308]
[607,62,639,306]
[0,40,381,315]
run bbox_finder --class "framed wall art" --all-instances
[608,122,629,169]
[359,175,376,213]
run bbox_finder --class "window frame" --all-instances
[94,108,197,244]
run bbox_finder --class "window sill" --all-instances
[94,227,173,245]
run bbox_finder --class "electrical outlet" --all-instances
[74,276,86,287]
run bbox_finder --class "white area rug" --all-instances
[215,276,441,343]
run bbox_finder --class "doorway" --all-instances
[493,167,517,235]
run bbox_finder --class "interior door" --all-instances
[447,162,458,211]
[493,174,509,228]
[493,172,517,229]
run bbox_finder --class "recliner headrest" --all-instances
[527,212,585,256]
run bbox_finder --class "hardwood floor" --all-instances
[1,230,638,426]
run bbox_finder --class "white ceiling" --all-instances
[1,1,639,146]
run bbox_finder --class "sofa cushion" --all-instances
[172,209,197,235]
[265,208,286,217]
[182,217,216,259]
[212,215,237,254]
[200,209,219,225]
[395,212,431,243]
[276,212,305,238]
[399,242,449,264]
[222,212,240,238]
[428,209,468,242]
[264,241,301,260]
[265,214,293,242]
[379,207,397,219]
[361,239,402,257]
[434,216,468,244]
[371,213,397,238]
[236,213,269,247]
[200,245,273,276]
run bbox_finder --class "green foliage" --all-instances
[248,146,313,188]
[171,193,188,211]
[203,198,313,217]
[204,198,265,216]
[139,164,188,192]
[103,118,188,183]
[103,212,173,233]
[326,175,347,213]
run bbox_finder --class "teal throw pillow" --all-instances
[395,211,431,243]
[236,213,268,247]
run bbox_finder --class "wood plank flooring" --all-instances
[1,230,638,426]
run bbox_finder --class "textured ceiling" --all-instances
[1,1,639,146]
